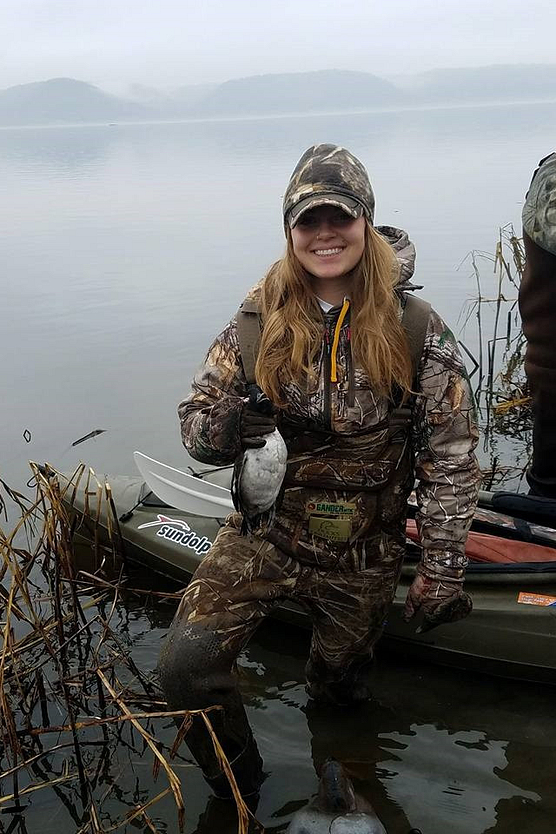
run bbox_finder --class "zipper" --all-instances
[323,298,351,428]
[330,298,350,382]
[346,324,355,408]
[323,323,332,428]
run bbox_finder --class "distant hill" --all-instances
[125,81,219,114]
[189,70,405,117]
[2,66,556,127]
[392,64,556,104]
[0,78,149,126]
[0,71,405,126]
[170,82,220,108]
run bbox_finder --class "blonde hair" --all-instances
[255,222,413,405]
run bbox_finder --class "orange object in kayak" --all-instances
[405,519,556,563]
[60,470,556,682]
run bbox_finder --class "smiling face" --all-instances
[291,205,366,281]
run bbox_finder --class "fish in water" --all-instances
[232,387,287,534]
[286,759,424,834]
[286,758,387,834]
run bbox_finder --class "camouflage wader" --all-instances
[160,146,480,795]
[161,292,480,795]
[159,407,415,796]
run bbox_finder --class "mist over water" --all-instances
[2,100,556,831]
[3,100,554,486]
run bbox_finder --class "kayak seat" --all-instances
[491,492,556,529]
[405,519,556,564]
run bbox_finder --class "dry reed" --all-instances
[459,225,531,488]
[0,463,260,833]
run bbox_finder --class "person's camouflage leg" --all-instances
[159,613,264,796]
[300,557,404,705]
[159,521,406,788]
[305,654,375,705]
[192,788,261,834]
[158,525,289,796]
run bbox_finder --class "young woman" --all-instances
[158,144,481,799]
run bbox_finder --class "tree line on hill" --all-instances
[1,64,555,126]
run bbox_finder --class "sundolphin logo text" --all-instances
[138,515,212,555]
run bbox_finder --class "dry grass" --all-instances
[0,463,262,833]
[459,226,532,489]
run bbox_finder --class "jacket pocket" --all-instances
[284,457,394,492]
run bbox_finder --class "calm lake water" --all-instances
[2,101,556,832]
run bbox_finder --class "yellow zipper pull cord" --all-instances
[330,297,350,383]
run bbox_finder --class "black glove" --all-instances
[403,563,473,633]
[240,386,277,450]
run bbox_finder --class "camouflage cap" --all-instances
[283,143,375,229]
[522,152,556,255]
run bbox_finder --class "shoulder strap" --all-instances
[237,292,431,388]
[401,293,431,386]
[236,297,262,385]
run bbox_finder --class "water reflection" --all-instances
[121,579,555,833]
[235,619,555,833]
[5,103,556,495]
[12,543,550,834]
[0,124,111,173]
[377,725,539,832]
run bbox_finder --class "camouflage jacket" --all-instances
[178,227,481,573]
[519,152,556,390]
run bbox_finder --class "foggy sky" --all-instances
[2,0,554,94]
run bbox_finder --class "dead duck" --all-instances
[232,386,287,534]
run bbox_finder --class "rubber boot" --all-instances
[306,677,372,705]
[193,791,261,834]
[305,656,374,706]
[204,731,264,799]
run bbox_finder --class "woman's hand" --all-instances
[240,386,277,450]
[403,565,472,633]
[240,405,277,449]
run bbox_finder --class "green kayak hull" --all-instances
[63,473,556,685]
